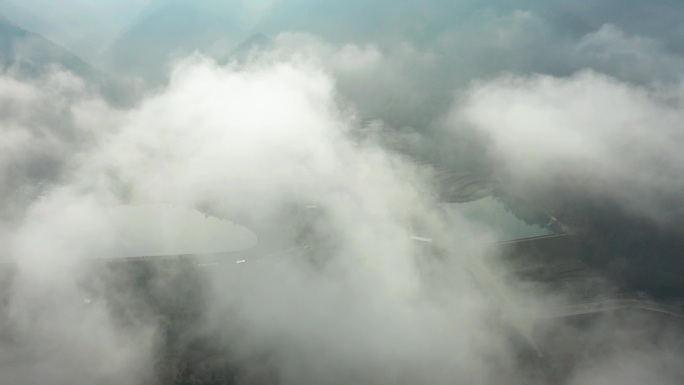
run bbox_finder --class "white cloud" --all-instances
[1,54,526,384]
[454,70,684,222]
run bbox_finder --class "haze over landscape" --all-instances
[2,1,684,384]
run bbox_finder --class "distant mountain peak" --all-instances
[0,16,93,77]
[0,16,134,105]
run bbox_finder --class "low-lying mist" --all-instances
[1,43,684,384]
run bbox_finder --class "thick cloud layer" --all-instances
[0,55,536,384]
[3,1,684,383]
[1,50,680,383]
